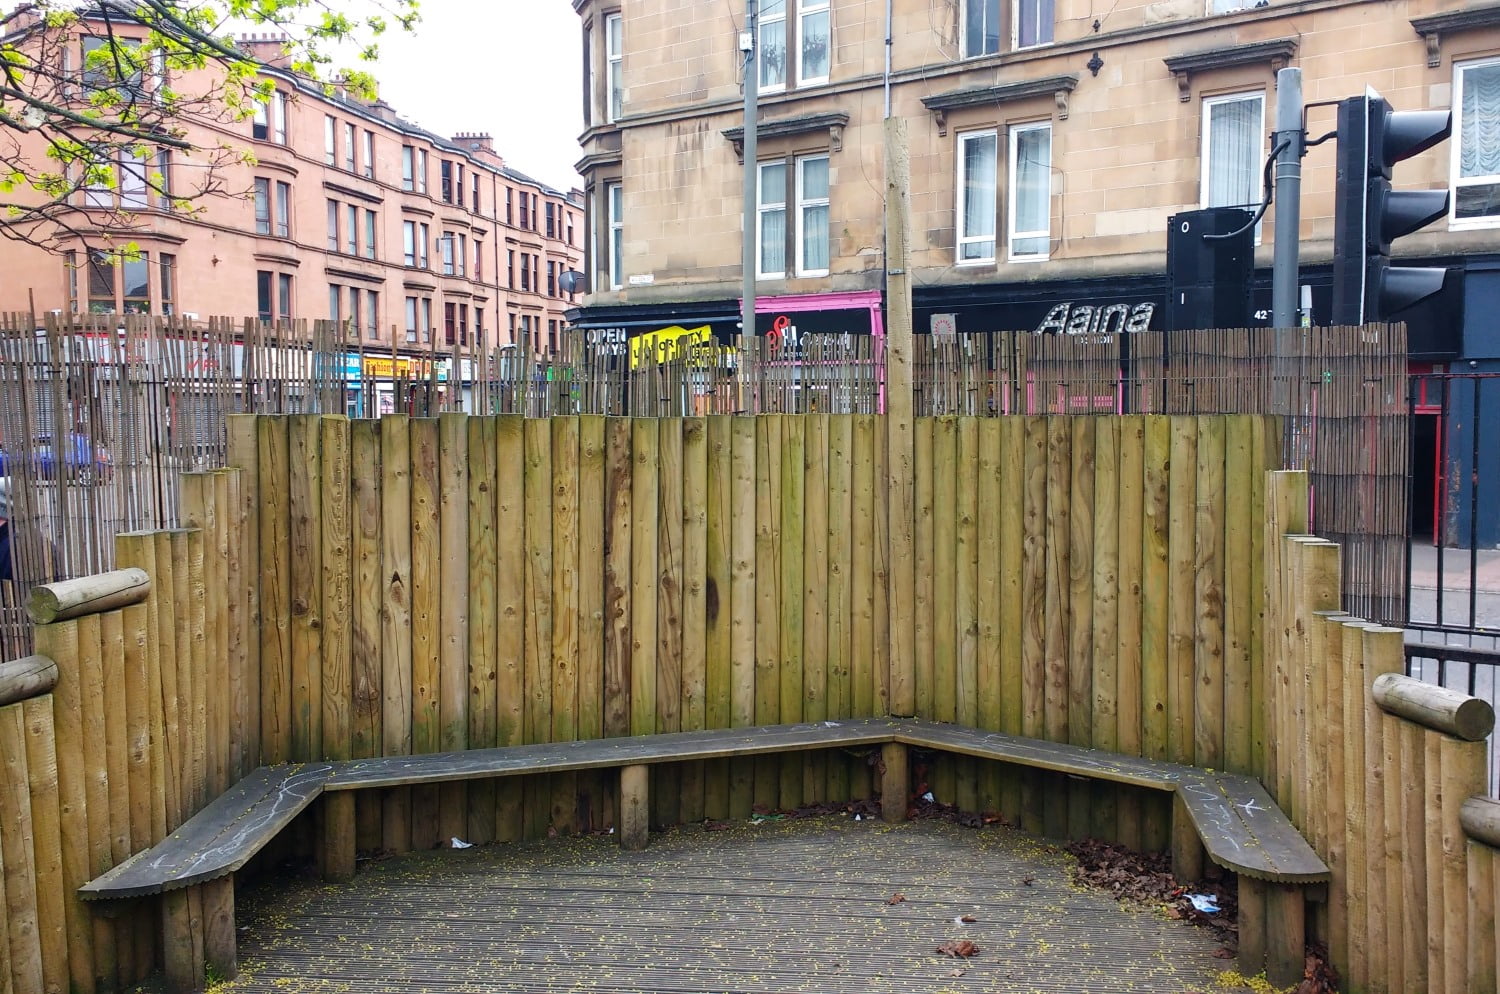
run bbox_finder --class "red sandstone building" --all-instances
[0,25,583,361]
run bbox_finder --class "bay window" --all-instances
[606,13,623,123]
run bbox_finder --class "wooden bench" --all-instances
[81,718,1326,992]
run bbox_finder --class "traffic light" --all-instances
[1331,89,1452,325]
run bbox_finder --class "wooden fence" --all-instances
[1265,469,1500,994]
[0,477,242,994]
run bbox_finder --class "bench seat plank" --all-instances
[1181,774,1330,883]
[80,764,334,899]
[325,720,901,790]
[895,720,1186,791]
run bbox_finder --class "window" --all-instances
[506,188,514,225]
[963,0,1000,58]
[607,182,623,290]
[88,251,113,312]
[457,165,465,208]
[606,13,623,122]
[402,146,415,191]
[457,233,468,277]
[459,303,469,346]
[159,254,175,314]
[508,249,515,288]
[122,253,149,313]
[325,116,336,165]
[349,286,362,339]
[417,149,428,194]
[362,131,374,179]
[418,223,430,268]
[329,284,342,322]
[81,35,145,99]
[796,155,830,275]
[365,290,378,340]
[798,0,830,85]
[255,178,272,234]
[441,233,456,275]
[253,100,270,140]
[518,192,530,229]
[957,130,997,263]
[421,298,433,342]
[1014,0,1054,49]
[120,153,148,210]
[1009,122,1051,259]
[405,296,419,341]
[760,1,787,91]
[547,261,556,296]
[276,182,291,238]
[155,149,173,209]
[546,202,556,238]
[757,161,787,278]
[343,122,356,172]
[1201,92,1265,240]
[519,251,531,290]
[346,204,359,255]
[364,210,377,260]
[403,220,417,266]
[82,152,112,208]
[273,92,287,144]
[257,271,274,321]
[1208,0,1255,12]
[327,200,339,251]
[278,273,292,320]
[441,160,453,203]
[475,241,484,281]
[1454,58,1500,227]
[472,174,481,214]
[444,301,457,345]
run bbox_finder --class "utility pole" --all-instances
[740,2,758,343]
[1271,67,1304,414]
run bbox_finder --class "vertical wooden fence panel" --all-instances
[494,416,527,841]
[1019,416,1048,836]
[523,418,555,839]
[1166,419,1196,768]
[320,420,352,762]
[998,418,1025,824]
[1192,415,1225,770]
[1114,416,1145,849]
[33,620,87,993]
[603,417,635,755]
[380,415,413,852]
[577,415,608,830]
[799,415,829,805]
[778,416,805,809]
[1066,417,1095,838]
[349,420,383,852]
[953,417,979,814]
[679,417,708,823]
[0,703,42,994]
[655,418,684,828]
[257,416,292,766]
[1222,416,1253,775]
[227,415,262,774]
[408,417,442,851]
[288,416,324,764]
[1090,417,1119,841]
[551,417,581,835]
[825,416,852,802]
[728,418,757,817]
[77,613,113,991]
[465,416,497,844]
[752,416,781,810]
[703,415,733,818]
[630,419,659,745]
[1339,617,1371,994]
[913,418,934,720]
[975,419,1003,814]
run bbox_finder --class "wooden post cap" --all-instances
[1460,796,1500,848]
[27,567,151,624]
[0,655,58,706]
[1371,672,1495,741]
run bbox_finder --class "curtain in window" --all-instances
[1017,0,1054,48]
[760,0,787,89]
[961,134,997,260]
[1461,63,1500,178]
[800,157,829,272]
[1206,97,1261,209]
[760,162,787,275]
[799,1,830,81]
[1013,126,1050,255]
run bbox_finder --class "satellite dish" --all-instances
[558,270,585,293]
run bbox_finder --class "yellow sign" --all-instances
[364,356,432,379]
[630,325,719,370]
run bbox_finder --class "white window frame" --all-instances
[254,177,272,234]
[1200,90,1266,243]
[120,152,148,210]
[275,181,291,237]
[416,149,429,195]
[362,131,375,179]
[797,0,831,87]
[607,182,624,290]
[962,0,1001,59]
[1013,0,1054,50]
[403,220,417,266]
[759,1,787,93]
[956,129,997,265]
[757,160,788,280]
[405,296,419,341]
[346,203,359,255]
[343,121,356,172]
[1207,0,1254,13]
[795,154,830,277]
[606,13,623,124]
[1008,121,1052,261]
[1452,56,1500,231]
[324,115,336,165]
[272,91,287,144]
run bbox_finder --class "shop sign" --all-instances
[1034,302,1156,338]
[630,325,720,369]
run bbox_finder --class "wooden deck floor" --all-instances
[213,818,1238,994]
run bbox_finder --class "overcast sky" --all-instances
[368,2,585,193]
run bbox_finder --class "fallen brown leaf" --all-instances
[947,968,966,977]
[887,893,906,905]
[937,940,980,958]
[1213,947,1235,959]
[958,914,977,923]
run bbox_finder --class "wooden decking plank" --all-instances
[80,765,333,898]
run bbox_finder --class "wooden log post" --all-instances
[1463,796,1500,846]
[1372,674,1496,741]
[322,791,357,883]
[161,889,196,994]
[1441,738,1487,994]
[201,876,236,984]
[1267,883,1306,989]
[880,742,907,823]
[1466,836,1496,994]
[25,569,151,625]
[619,764,649,851]
[1169,792,1204,884]
[0,656,58,707]
[1237,877,1268,976]
[884,114,916,719]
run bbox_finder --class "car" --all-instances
[0,433,114,484]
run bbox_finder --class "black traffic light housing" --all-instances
[1331,90,1452,325]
